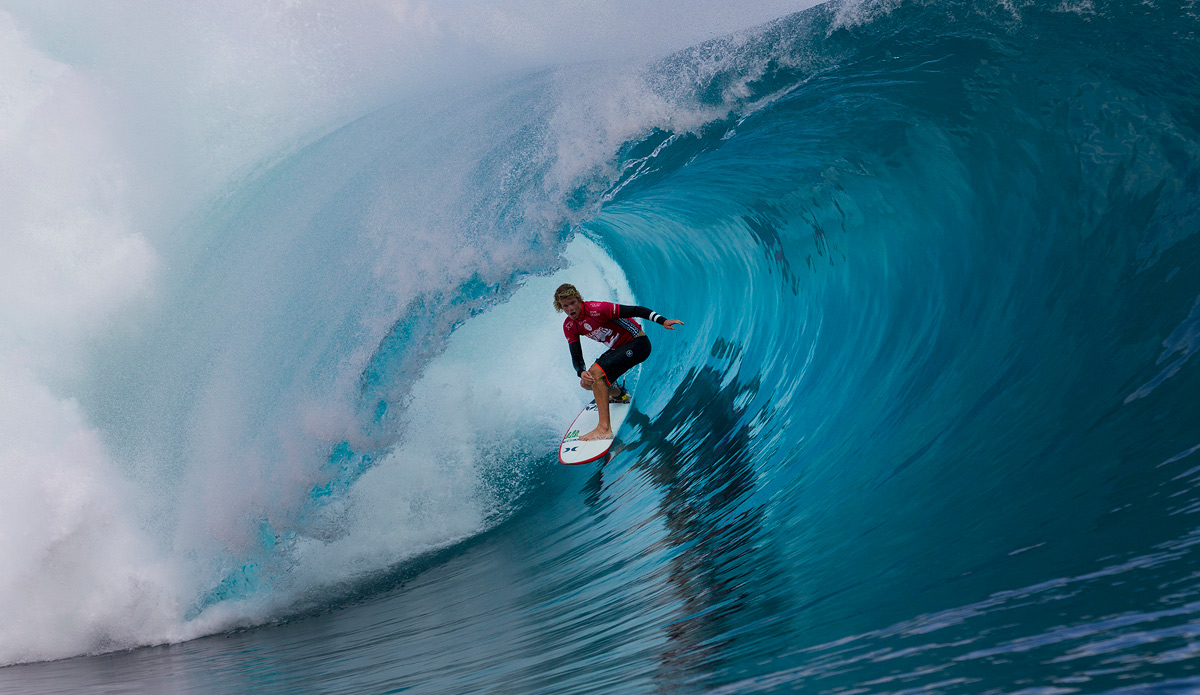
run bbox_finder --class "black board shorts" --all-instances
[594,334,651,385]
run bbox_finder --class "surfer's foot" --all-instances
[608,383,630,403]
[580,427,614,441]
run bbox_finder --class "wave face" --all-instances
[3,0,1200,692]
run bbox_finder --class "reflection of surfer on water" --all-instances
[554,283,684,441]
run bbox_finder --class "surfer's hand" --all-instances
[664,319,684,330]
[580,371,594,388]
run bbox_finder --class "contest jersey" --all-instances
[563,301,642,350]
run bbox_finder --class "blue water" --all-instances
[3,0,1200,692]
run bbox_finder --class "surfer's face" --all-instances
[560,295,583,319]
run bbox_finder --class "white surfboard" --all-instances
[559,399,633,465]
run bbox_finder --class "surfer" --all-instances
[554,283,684,441]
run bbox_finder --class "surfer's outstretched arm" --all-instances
[616,305,685,330]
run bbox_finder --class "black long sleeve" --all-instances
[616,304,668,325]
[569,340,587,376]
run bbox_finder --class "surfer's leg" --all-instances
[580,337,649,440]
[580,363,614,441]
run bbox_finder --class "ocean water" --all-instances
[2,0,1200,692]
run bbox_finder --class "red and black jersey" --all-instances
[563,302,668,376]
[563,301,643,350]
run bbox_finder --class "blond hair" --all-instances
[553,283,582,312]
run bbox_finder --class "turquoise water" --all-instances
[3,0,1200,692]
